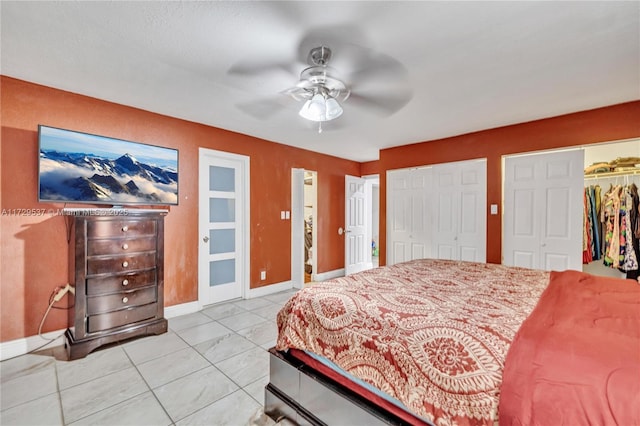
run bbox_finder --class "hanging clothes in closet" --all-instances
[585,179,640,279]
[628,184,640,280]
[583,185,603,263]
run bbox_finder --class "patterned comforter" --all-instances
[275,259,550,426]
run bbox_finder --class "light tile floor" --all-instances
[0,289,299,426]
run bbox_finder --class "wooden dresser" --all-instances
[65,209,168,360]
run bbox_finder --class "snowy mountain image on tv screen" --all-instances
[38,126,178,205]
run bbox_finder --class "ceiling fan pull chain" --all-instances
[318,122,323,134]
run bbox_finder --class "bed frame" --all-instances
[264,348,424,426]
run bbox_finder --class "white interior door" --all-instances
[433,165,458,260]
[503,149,583,271]
[457,160,486,262]
[386,167,432,265]
[345,175,370,275]
[199,148,249,306]
[387,169,412,265]
[432,160,486,262]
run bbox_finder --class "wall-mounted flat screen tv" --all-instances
[38,125,178,206]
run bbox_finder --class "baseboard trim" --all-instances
[247,281,293,298]
[0,329,66,361]
[313,268,345,282]
[164,301,200,319]
[1,302,200,361]
[2,283,299,360]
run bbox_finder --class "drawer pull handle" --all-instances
[122,225,129,232]
[122,261,129,268]
[122,297,129,304]
[122,243,129,250]
[122,279,129,286]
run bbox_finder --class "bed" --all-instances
[264,259,640,426]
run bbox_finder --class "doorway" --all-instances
[502,138,640,276]
[303,171,317,283]
[582,139,640,279]
[198,148,249,306]
[368,176,380,268]
[291,168,317,288]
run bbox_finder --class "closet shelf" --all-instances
[584,169,640,179]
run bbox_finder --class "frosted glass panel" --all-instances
[210,259,235,286]
[210,229,235,255]
[210,198,235,222]
[209,166,235,192]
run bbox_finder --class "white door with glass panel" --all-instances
[199,148,249,306]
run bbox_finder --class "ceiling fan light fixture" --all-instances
[298,92,342,122]
[325,97,343,120]
[291,47,350,130]
[299,93,325,121]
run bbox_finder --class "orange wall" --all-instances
[377,101,640,266]
[360,160,380,176]
[0,76,360,343]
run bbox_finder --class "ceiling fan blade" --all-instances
[236,96,294,120]
[228,60,299,79]
[347,89,413,116]
[347,53,410,88]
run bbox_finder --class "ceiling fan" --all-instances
[229,27,413,133]
[281,46,350,133]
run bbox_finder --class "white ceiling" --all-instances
[1,1,638,162]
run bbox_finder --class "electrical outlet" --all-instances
[260,270,266,280]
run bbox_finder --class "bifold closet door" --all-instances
[386,167,433,265]
[503,149,583,271]
[432,160,486,262]
[387,159,486,265]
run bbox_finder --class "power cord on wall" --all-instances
[34,284,74,352]
[2,284,75,362]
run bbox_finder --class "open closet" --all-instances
[582,140,640,280]
[502,138,639,278]
[291,168,317,288]
[304,171,316,283]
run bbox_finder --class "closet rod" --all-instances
[584,169,640,180]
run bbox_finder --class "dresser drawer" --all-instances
[87,286,157,314]
[86,270,156,295]
[87,220,156,239]
[87,236,157,256]
[87,252,156,276]
[87,303,158,333]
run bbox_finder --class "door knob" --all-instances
[203,236,209,243]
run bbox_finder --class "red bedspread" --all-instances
[500,270,640,425]
[276,259,550,425]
